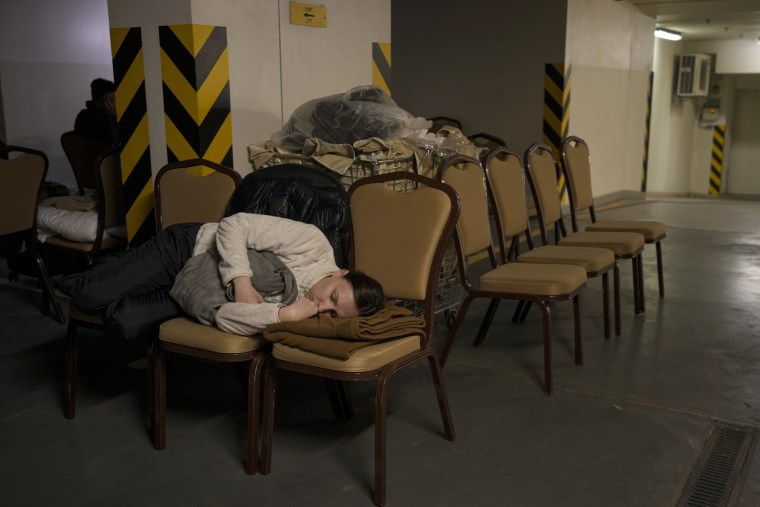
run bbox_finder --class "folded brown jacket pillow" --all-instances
[263,305,425,359]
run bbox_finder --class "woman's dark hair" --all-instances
[344,271,385,317]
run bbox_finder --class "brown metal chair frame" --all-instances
[260,172,458,506]
[437,154,587,395]
[560,135,666,298]
[0,145,65,323]
[524,143,646,316]
[485,147,619,339]
[61,147,129,419]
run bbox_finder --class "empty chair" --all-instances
[0,145,64,322]
[561,135,667,298]
[438,154,587,395]
[485,147,619,338]
[524,143,646,315]
[260,172,458,506]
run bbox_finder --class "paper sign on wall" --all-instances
[290,2,327,28]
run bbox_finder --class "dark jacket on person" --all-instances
[74,100,120,147]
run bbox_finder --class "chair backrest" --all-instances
[224,163,352,268]
[61,131,109,195]
[484,147,534,260]
[427,116,462,134]
[347,172,459,346]
[560,135,596,229]
[0,146,48,236]
[437,154,493,260]
[90,148,126,251]
[154,159,242,231]
[467,132,508,162]
[523,143,569,245]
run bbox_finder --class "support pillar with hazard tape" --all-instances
[111,27,155,247]
[159,24,232,168]
[543,63,571,202]
[372,42,392,97]
[709,124,726,196]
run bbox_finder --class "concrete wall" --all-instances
[391,0,568,157]
[565,0,654,197]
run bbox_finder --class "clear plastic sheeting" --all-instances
[272,85,432,151]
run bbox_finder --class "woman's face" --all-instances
[305,271,358,319]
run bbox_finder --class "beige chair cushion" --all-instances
[159,317,267,354]
[559,231,644,256]
[517,245,615,272]
[586,220,666,241]
[272,335,422,373]
[479,263,586,295]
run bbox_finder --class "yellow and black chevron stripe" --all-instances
[372,42,391,97]
[642,71,653,192]
[709,124,726,195]
[543,63,571,201]
[111,27,155,246]
[160,24,232,168]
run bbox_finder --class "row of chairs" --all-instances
[437,139,666,395]
[59,133,665,505]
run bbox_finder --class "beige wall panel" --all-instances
[278,0,391,121]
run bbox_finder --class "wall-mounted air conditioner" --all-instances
[676,54,712,97]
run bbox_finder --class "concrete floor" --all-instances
[1,196,760,506]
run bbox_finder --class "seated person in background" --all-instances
[64,213,385,342]
[74,78,120,147]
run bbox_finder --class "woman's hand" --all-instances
[278,297,319,322]
[232,276,264,304]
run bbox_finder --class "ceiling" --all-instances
[627,0,760,41]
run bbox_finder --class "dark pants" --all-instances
[65,222,202,343]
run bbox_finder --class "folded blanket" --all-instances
[263,305,425,359]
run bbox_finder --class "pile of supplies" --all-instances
[248,85,484,184]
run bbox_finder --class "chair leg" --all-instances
[374,368,392,506]
[246,354,267,476]
[538,301,553,395]
[440,296,474,367]
[152,345,167,450]
[601,272,610,339]
[637,254,646,314]
[64,320,77,419]
[632,256,645,315]
[260,362,277,475]
[426,352,455,441]
[324,379,353,421]
[613,263,621,336]
[573,294,582,366]
[518,300,532,322]
[33,252,65,323]
[656,241,664,297]
[474,298,500,347]
[511,300,524,323]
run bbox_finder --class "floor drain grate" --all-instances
[676,421,757,507]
